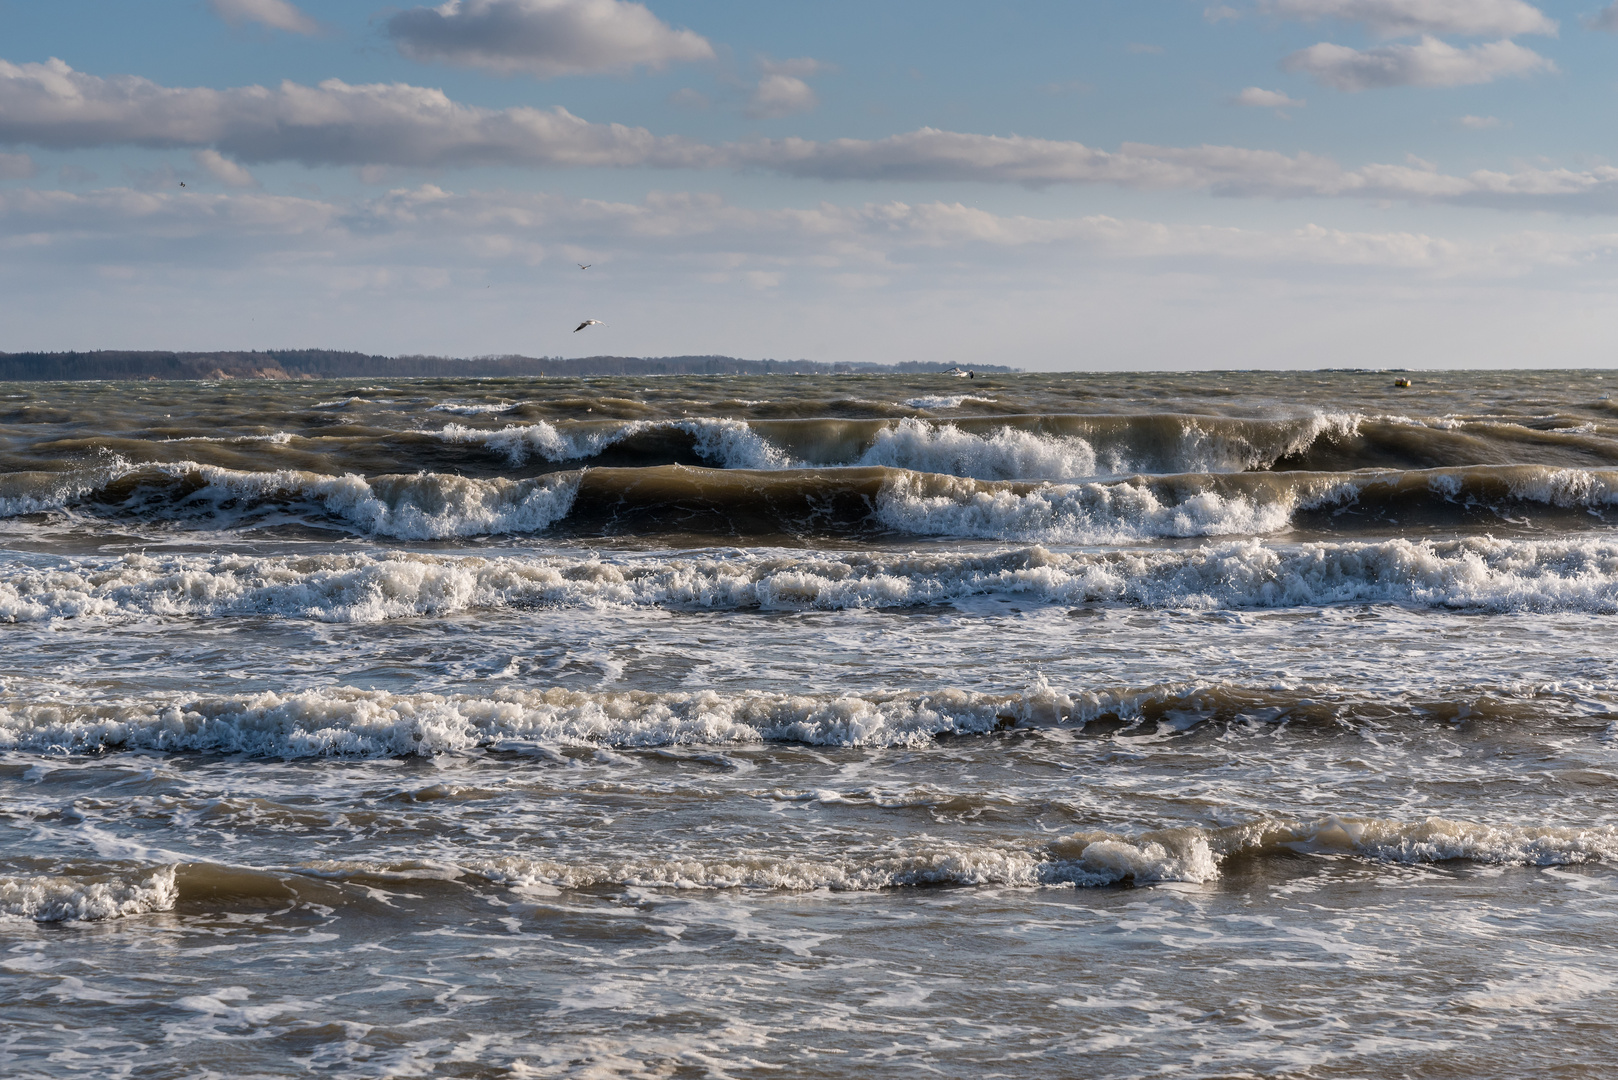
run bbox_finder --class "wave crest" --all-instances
[1,866,177,922]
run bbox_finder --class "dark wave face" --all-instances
[4,461,1617,542]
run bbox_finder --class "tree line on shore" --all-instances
[0,350,1018,381]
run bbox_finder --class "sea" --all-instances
[3,369,1618,1078]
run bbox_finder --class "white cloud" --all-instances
[1261,0,1556,38]
[1588,4,1618,31]
[1283,37,1554,90]
[1234,87,1306,108]
[0,152,35,179]
[386,0,714,78]
[0,59,709,169]
[745,58,825,119]
[1459,114,1505,128]
[206,0,320,36]
[747,75,818,119]
[193,149,258,187]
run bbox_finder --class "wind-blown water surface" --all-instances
[5,370,1618,1078]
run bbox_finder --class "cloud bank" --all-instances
[386,0,715,78]
[0,59,708,168]
[3,60,1616,212]
[5,183,1617,286]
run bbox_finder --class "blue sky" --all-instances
[2,0,1617,368]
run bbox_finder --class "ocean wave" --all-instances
[433,412,1362,480]
[437,418,792,470]
[0,684,1063,755]
[307,815,1618,894]
[464,841,1208,891]
[876,470,1297,541]
[854,419,1101,480]
[428,401,517,416]
[0,461,580,540]
[0,866,177,922]
[2,463,1615,541]
[429,408,1618,481]
[878,465,1618,542]
[13,814,1606,920]
[10,537,1618,624]
[901,394,998,410]
[473,815,1618,890]
[1,677,1607,758]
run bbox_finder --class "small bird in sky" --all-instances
[578,263,591,270]
[574,319,603,332]
[178,181,185,188]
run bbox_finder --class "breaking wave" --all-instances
[438,417,792,470]
[901,394,998,410]
[1,866,177,923]
[0,460,580,540]
[435,412,1361,480]
[1,677,1607,758]
[9,536,1618,623]
[305,815,1618,892]
[13,815,1610,919]
[3,462,1616,541]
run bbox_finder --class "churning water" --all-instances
[4,370,1618,1078]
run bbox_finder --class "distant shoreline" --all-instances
[0,350,1020,382]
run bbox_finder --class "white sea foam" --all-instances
[429,401,517,415]
[158,432,296,445]
[0,866,177,922]
[0,684,1068,755]
[7,537,1618,624]
[438,418,793,469]
[465,840,1208,890]
[856,419,1100,481]
[901,395,998,410]
[876,473,1301,542]
[1217,815,1618,869]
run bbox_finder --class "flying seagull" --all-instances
[574,319,603,332]
[578,263,591,270]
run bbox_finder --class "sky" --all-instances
[3,0,1618,369]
